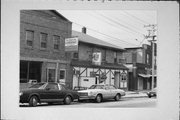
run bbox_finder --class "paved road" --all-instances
[20,97,156,108]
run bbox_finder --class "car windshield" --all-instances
[89,85,104,89]
[29,83,46,89]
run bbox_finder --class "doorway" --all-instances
[47,68,56,82]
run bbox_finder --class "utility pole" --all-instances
[144,24,157,90]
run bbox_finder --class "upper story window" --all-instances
[73,52,79,59]
[114,51,117,63]
[26,30,34,47]
[40,33,48,49]
[147,54,150,64]
[53,35,60,50]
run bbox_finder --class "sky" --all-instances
[58,10,157,48]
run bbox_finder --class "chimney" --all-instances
[82,27,86,34]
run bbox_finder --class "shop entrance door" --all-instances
[47,69,56,82]
[114,72,120,88]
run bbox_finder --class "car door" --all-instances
[57,84,67,100]
[109,85,118,98]
[40,83,59,102]
[103,86,112,99]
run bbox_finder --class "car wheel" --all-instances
[114,94,121,101]
[29,96,38,107]
[95,94,102,103]
[64,96,72,105]
[148,95,152,98]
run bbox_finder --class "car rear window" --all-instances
[29,83,45,88]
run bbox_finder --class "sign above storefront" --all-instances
[92,52,102,66]
[65,37,78,51]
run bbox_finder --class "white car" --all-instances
[78,84,126,103]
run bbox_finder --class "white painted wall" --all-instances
[80,77,96,88]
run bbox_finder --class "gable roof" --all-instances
[50,10,71,22]
[24,10,71,23]
[72,30,124,51]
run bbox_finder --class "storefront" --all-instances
[71,60,128,90]
[20,57,70,90]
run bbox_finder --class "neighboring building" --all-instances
[124,44,157,91]
[68,29,129,90]
[20,10,72,89]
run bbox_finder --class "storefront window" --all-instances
[60,70,66,79]
[121,74,127,81]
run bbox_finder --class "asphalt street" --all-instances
[20,97,156,108]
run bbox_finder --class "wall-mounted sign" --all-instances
[92,52,102,66]
[65,37,78,51]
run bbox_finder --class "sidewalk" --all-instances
[123,90,148,98]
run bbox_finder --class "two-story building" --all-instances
[67,28,129,90]
[20,10,72,89]
[124,44,157,91]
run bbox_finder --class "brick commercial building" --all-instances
[67,29,129,90]
[124,44,157,91]
[20,10,72,89]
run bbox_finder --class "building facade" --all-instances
[124,44,157,91]
[67,30,128,90]
[20,10,72,89]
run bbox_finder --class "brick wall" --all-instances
[20,10,72,61]
[105,49,114,63]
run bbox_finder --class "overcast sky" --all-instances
[58,10,157,48]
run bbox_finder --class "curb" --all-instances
[123,95,148,99]
[123,93,148,98]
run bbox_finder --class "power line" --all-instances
[86,11,144,38]
[95,11,145,36]
[123,11,150,25]
[113,16,146,35]
[73,22,139,47]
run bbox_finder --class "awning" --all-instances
[138,74,157,78]
[71,60,128,70]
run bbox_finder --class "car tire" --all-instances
[29,96,38,107]
[64,96,72,105]
[148,95,152,98]
[95,94,102,103]
[114,94,121,101]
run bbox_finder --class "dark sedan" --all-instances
[19,82,79,107]
[147,87,157,98]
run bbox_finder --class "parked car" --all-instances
[147,87,157,98]
[78,84,125,103]
[19,82,79,107]
[73,86,88,91]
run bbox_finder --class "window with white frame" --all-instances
[53,35,60,50]
[40,33,48,48]
[26,30,34,47]
[121,74,127,81]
